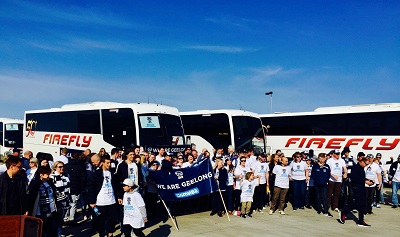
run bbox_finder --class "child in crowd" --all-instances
[122,178,147,237]
[240,172,260,218]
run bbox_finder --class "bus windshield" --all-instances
[138,114,185,146]
[233,116,265,154]
[4,123,23,148]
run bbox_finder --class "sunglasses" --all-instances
[57,166,64,168]
[240,160,246,162]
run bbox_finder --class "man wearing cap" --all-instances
[364,154,382,215]
[388,154,400,208]
[340,147,355,209]
[326,149,348,212]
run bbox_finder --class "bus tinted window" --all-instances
[26,110,101,134]
[263,111,400,136]
[0,122,3,146]
[102,108,136,149]
[181,113,231,149]
[233,116,265,153]
[4,124,23,148]
[139,114,184,146]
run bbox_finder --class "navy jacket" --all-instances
[311,163,331,187]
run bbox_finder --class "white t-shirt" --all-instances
[307,165,314,187]
[273,165,290,189]
[123,191,146,228]
[234,165,248,190]
[326,158,346,182]
[156,156,164,167]
[246,156,257,169]
[182,162,193,168]
[290,161,307,181]
[56,154,69,164]
[365,162,380,187]
[240,179,258,202]
[393,163,400,182]
[96,170,116,206]
[252,161,269,184]
[128,162,139,185]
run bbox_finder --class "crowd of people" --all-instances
[0,144,399,236]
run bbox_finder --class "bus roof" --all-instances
[0,118,24,123]
[260,103,400,117]
[25,102,180,116]
[180,109,260,118]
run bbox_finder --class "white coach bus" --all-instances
[0,118,23,160]
[24,102,186,160]
[260,103,400,164]
[180,110,266,156]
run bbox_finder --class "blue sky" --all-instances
[1,0,399,119]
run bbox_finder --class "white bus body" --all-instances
[24,102,186,160]
[260,103,400,165]
[180,110,266,157]
[0,118,24,160]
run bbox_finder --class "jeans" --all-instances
[226,185,234,212]
[342,186,366,223]
[67,194,80,221]
[392,181,400,206]
[315,185,328,213]
[292,180,306,209]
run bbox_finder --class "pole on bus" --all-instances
[159,196,179,231]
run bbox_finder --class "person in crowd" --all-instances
[388,154,400,208]
[176,155,184,168]
[0,155,9,175]
[251,153,269,213]
[240,172,260,218]
[326,149,348,212]
[88,154,121,237]
[156,148,166,166]
[134,154,145,195]
[0,155,27,215]
[40,159,50,168]
[233,156,249,213]
[98,148,107,157]
[305,157,314,209]
[210,159,228,217]
[374,153,385,207]
[340,146,354,209]
[269,157,290,215]
[26,157,39,185]
[110,148,121,174]
[290,152,309,210]
[182,154,195,168]
[121,178,147,237]
[145,161,160,219]
[268,154,280,205]
[50,161,71,237]
[27,166,59,237]
[225,158,235,215]
[64,152,86,225]
[116,148,140,188]
[161,153,173,172]
[364,154,382,215]
[22,150,33,170]
[56,148,69,165]
[227,145,236,160]
[339,157,372,227]
[312,153,332,217]
[192,150,199,162]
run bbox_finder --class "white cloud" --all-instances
[184,45,256,53]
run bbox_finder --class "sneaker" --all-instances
[263,207,267,210]
[357,221,371,227]
[247,213,253,218]
[392,205,398,208]
[376,204,381,208]
[279,210,286,215]
[269,210,274,215]
[338,214,346,224]
[293,208,297,211]
[299,207,305,210]
[334,208,340,212]
[258,209,264,214]
[324,212,333,218]
[241,214,246,218]
[306,205,312,209]
[317,211,321,215]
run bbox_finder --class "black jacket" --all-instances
[388,161,400,181]
[350,163,366,188]
[0,171,27,215]
[65,158,86,195]
[26,175,57,216]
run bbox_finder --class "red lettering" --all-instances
[68,135,77,146]
[285,138,300,147]
[362,138,374,150]
[60,135,68,146]
[305,138,326,148]
[43,134,51,143]
[326,138,345,149]
[299,138,307,148]
[52,134,61,145]
[76,136,81,146]
[345,138,364,148]
[376,138,400,150]
[82,136,92,147]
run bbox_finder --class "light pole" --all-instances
[265,91,273,114]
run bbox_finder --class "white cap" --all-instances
[123,178,134,187]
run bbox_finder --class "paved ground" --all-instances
[64,187,399,237]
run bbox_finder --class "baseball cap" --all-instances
[123,178,134,187]
[334,149,340,154]
[342,147,351,153]
[376,153,382,158]
[303,150,309,154]
[357,152,365,157]
[366,154,374,159]
[259,152,267,158]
